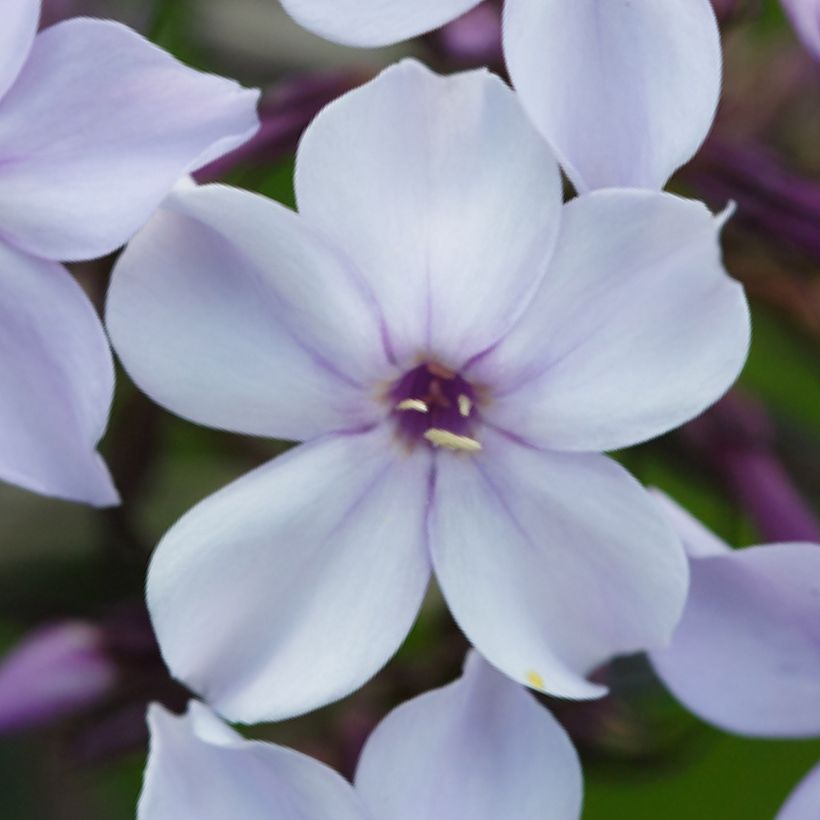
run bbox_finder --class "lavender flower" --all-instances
[138,653,583,820]
[107,60,750,723]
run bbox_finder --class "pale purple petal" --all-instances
[281,0,480,46]
[429,429,687,700]
[0,19,259,261]
[472,190,750,453]
[650,496,820,737]
[107,184,385,442]
[649,489,732,559]
[778,762,820,820]
[781,0,820,60]
[148,427,431,723]
[0,621,116,733]
[355,651,583,820]
[139,701,369,820]
[0,243,117,505]
[0,0,39,99]
[504,0,722,191]
[296,59,562,367]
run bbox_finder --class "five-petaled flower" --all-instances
[139,652,583,820]
[0,0,259,505]
[107,60,750,724]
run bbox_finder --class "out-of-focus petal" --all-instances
[651,535,820,738]
[139,702,369,820]
[355,651,582,820]
[0,0,39,99]
[429,429,687,700]
[0,243,117,505]
[296,59,562,367]
[0,621,116,733]
[107,184,385,442]
[781,0,820,61]
[147,427,431,724]
[0,19,259,261]
[473,190,750,453]
[280,0,480,47]
[778,762,820,820]
[503,0,721,191]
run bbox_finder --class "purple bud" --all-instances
[0,621,117,734]
[428,2,503,69]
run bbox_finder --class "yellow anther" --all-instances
[526,670,545,690]
[396,399,429,413]
[424,429,482,452]
[457,394,472,418]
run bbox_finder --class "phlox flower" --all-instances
[279,0,722,192]
[0,0,259,505]
[648,491,820,820]
[780,0,820,60]
[139,652,583,820]
[107,60,750,723]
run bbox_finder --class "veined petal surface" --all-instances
[429,429,687,700]
[0,243,117,505]
[107,184,385,442]
[296,59,562,367]
[504,0,721,191]
[281,0,480,47]
[472,190,750,453]
[651,497,820,738]
[139,702,369,820]
[147,427,432,723]
[0,19,259,261]
[355,652,583,820]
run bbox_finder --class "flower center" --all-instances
[390,362,481,452]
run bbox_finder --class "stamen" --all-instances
[526,670,545,690]
[457,394,472,418]
[427,361,457,380]
[396,399,429,413]
[424,428,482,452]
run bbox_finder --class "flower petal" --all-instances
[778,762,820,820]
[355,651,583,820]
[0,18,259,261]
[781,0,820,61]
[429,429,687,700]
[107,184,385,442]
[148,426,431,723]
[0,243,117,505]
[139,701,368,820]
[296,59,562,367]
[280,0,480,47]
[650,497,820,737]
[0,0,38,100]
[503,0,721,191]
[473,190,750,453]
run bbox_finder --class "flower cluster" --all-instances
[1,0,818,818]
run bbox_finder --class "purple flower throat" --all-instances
[389,361,482,452]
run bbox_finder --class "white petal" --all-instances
[0,0,38,99]
[296,59,562,367]
[148,426,431,723]
[139,701,368,820]
[651,540,820,738]
[0,243,117,506]
[355,652,582,820]
[107,184,386,442]
[778,762,820,820]
[429,429,688,700]
[281,0,480,46]
[472,190,750,453]
[0,19,259,261]
[650,489,732,559]
[504,0,722,191]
